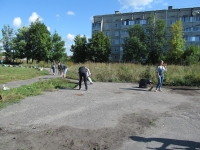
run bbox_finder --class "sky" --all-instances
[0,0,200,56]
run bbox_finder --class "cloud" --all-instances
[67,11,75,15]
[66,33,75,41]
[29,12,43,23]
[90,16,94,22]
[162,2,168,6]
[118,0,154,10]
[47,26,50,31]
[56,14,60,20]
[13,17,22,28]
[153,0,163,4]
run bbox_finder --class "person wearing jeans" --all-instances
[155,60,167,92]
[58,62,68,78]
[51,60,56,75]
[78,66,88,91]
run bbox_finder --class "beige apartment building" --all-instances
[92,6,200,61]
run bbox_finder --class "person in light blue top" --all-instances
[155,60,167,92]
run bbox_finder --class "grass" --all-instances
[67,62,200,86]
[0,78,77,110]
[0,62,199,110]
[0,66,49,83]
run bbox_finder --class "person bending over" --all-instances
[78,66,88,91]
[58,62,68,78]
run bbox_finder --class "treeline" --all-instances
[1,14,200,65]
[1,19,67,64]
[70,13,200,65]
[122,13,200,65]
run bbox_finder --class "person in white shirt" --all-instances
[155,60,167,92]
[85,67,93,84]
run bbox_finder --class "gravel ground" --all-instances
[0,74,200,150]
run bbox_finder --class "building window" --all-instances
[194,26,200,31]
[114,47,118,51]
[93,23,101,27]
[171,20,176,24]
[121,29,128,34]
[120,38,125,44]
[122,20,129,25]
[105,31,110,36]
[105,24,109,29]
[185,36,196,41]
[115,39,119,44]
[196,36,200,41]
[129,20,135,25]
[115,31,119,36]
[114,55,117,60]
[135,19,140,24]
[183,27,192,32]
[115,23,119,28]
[181,16,190,22]
[193,16,200,22]
[140,20,147,25]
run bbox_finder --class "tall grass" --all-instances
[67,62,200,86]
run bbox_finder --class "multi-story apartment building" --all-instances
[92,6,200,61]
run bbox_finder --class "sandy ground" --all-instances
[0,81,200,150]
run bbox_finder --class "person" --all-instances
[78,66,88,91]
[85,67,93,84]
[155,60,167,92]
[51,60,56,75]
[58,62,68,78]
[57,62,63,76]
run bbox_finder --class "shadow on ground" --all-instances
[130,136,200,150]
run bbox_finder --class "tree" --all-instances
[87,32,111,62]
[122,24,147,63]
[146,13,167,64]
[1,25,15,62]
[26,19,52,63]
[12,26,29,59]
[166,20,185,64]
[51,31,66,61]
[70,35,87,63]
[183,45,200,65]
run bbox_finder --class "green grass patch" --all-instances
[67,62,200,86]
[0,66,49,84]
[0,78,77,110]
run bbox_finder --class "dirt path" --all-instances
[0,82,200,150]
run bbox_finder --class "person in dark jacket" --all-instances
[78,66,88,90]
[58,62,68,78]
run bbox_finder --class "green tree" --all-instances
[183,45,200,65]
[87,32,111,62]
[122,24,147,63]
[166,20,185,64]
[146,13,166,64]
[0,39,3,50]
[1,25,15,62]
[26,19,52,63]
[12,26,29,59]
[70,35,87,63]
[51,31,66,61]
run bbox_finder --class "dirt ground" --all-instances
[0,83,200,150]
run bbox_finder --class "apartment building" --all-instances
[92,6,200,61]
